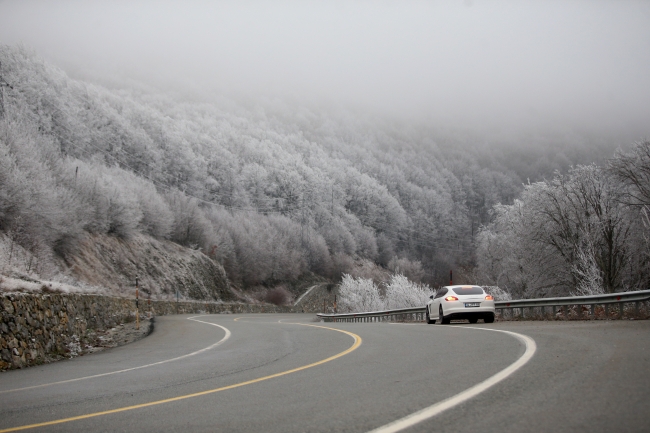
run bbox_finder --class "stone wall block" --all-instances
[2,299,14,314]
[1,292,296,371]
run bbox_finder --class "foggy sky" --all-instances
[1,0,649,138]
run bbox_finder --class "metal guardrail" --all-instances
[316,289,650,322]
[496,289,650,320]
[318,306,426,323]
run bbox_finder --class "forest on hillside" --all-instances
[1,45,647,299]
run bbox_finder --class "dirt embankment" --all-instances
[63,233,236,301]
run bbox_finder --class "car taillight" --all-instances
[444,296,459,301]
[485,295,494,300]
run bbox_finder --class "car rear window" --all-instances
[452,286,484,295]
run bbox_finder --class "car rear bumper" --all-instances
[444,310,495,321]
[441,300,495,320]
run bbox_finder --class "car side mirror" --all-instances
[429,295,434,299]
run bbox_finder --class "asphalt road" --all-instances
[0,314,648,433]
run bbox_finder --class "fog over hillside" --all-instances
[2,0,648,138]
[1,1,649,296]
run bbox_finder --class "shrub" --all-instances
[384,273,431,309]
[264,287,292,306]
[337,274,385,312]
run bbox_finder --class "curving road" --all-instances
[0,314,648,432]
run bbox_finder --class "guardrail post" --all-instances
[605,304,609,319]
[619,302,624,319]
[590,304,595,318]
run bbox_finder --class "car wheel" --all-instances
[468,317,478,324]
[484,313,495,324]
[439,305,449,325]
[426,307,436,324]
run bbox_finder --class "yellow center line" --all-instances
[0,323,362,433]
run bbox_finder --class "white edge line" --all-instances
[0,315,231,394]
[367,326,537,433]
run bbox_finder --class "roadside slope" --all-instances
[61,233,235,301]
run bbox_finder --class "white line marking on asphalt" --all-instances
[0,315,231,394]
[367,326,537,433]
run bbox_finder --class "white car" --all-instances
[426,285,495,324]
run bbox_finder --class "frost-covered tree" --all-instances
[477,165,640,297]
[337,274,385,312]
[384,274,431,309]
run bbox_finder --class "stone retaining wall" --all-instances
[0,292,294,371]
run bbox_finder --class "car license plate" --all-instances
[464,303,480,308]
